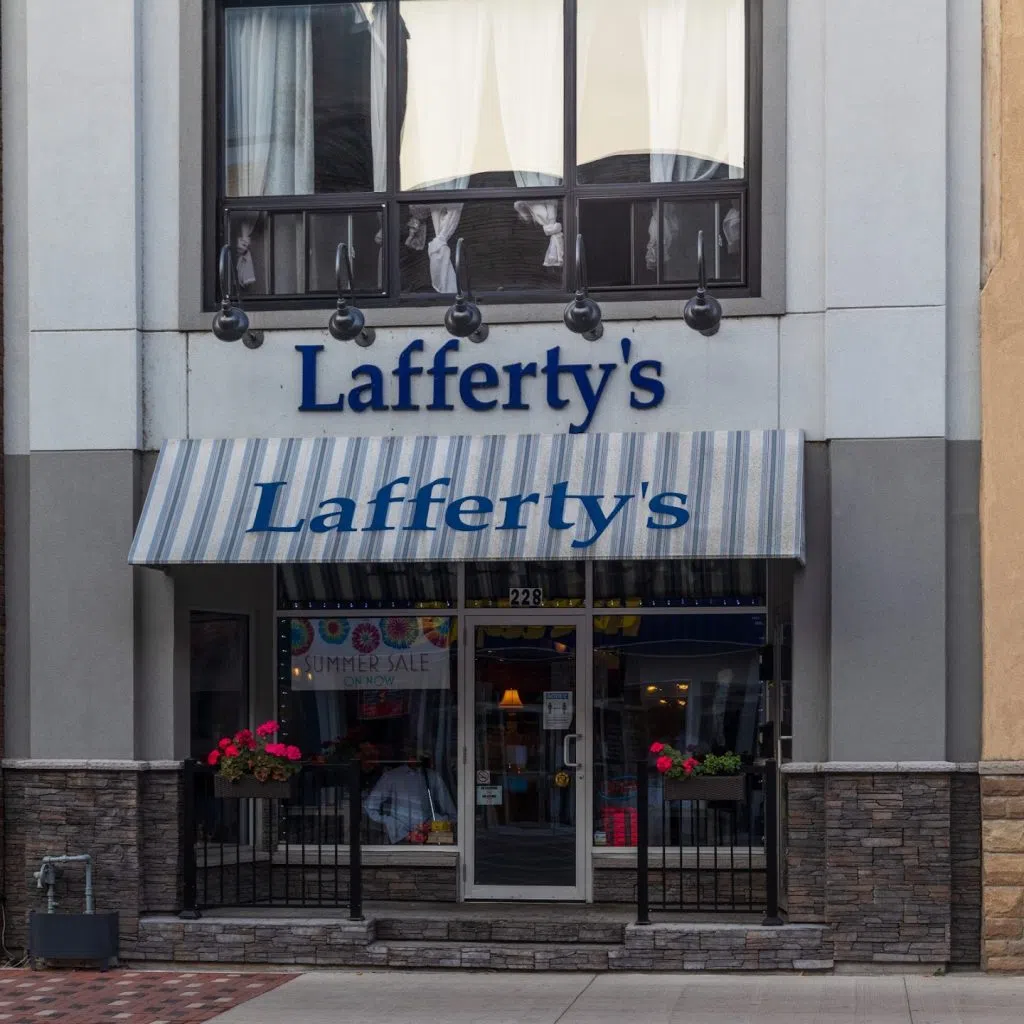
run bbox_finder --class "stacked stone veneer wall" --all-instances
[140,771,184,914]
[593,867,766,907]
[2,763,457,955]
[980,771,1024,970]
[784,769,981,966]
[193,864,456,907]
[951,773,982,964]
[3,764,183,955]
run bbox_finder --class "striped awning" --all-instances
[129,430,805,566]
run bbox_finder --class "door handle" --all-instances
[562,733,582,768]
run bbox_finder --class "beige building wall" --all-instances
[981,0,1024,971]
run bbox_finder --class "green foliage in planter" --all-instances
[696,752,742,776]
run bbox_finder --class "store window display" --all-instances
[280,614,458,844]
[592,613,765,846]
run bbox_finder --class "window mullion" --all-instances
[386,0,402,300]
[564,0,578,291]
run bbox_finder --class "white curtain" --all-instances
[400,0,488,292]
[639,0,744,270]
[365,2,388,192]
[492,0,564,268]
[225,6,314,289]
[356,1,389,283]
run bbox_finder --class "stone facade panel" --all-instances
[981,773,1024,969]
[3,769,144,951]
[783,770,979,966]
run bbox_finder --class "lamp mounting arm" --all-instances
[682,230,723,337]
[444,238,489,343]
[328,242,375,346]
[563,233,604,341]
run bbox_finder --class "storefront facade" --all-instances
[2,0,983,968]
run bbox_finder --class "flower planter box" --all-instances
[213,775,295,800]
[664,774,746,802]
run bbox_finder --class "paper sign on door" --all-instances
[543,691,573,730]
[476,785,502,806]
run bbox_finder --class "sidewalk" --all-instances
[207,970,1024,1024]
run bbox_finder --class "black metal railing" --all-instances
[181,759,394,919]
[635,758,781,925]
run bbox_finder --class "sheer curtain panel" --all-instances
[492,0,565,268]
[225,5,315,287]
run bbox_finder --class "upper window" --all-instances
[211,0,757,307]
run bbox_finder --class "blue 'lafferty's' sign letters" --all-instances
[297,337,664,434]
[247,476,689,550]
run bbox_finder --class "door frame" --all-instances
[459,610,592,901]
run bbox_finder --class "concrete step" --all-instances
[374,940,618,971]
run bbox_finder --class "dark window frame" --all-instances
[204,0,763,310]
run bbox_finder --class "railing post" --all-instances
[179,759,201,920]
[636,758,650,925]
[762,758,782,926]
[348,759,364,921]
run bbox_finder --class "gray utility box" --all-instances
[28,911,119,969]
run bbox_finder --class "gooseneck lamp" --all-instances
[683,230,723,337]
[212,244,264,348]
[444,238,489,344]
[328,242,376,347]
[563,234,604,341]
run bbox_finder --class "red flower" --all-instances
[655,755,673,774]
[265,742,286,758]
[218,738,232,750]
[207,750,221,766]
[285,745,302,762]
[649,742,665,755]
[234,729,256,750]
[224,744,240,757]
[256,720,280,738]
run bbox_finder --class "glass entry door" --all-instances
[464,616,587,900]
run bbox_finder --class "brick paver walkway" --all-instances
[0,969,295,1024]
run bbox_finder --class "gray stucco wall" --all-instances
[791,443,830,762]
[829,439,948,761]
[28,451,139,758]
[5,455,31,758]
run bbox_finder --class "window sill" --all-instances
[179,295,783,334]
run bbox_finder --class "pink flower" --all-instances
[265,743,286,757]
[224,744,239,758]
[207,750,221,766]
[655,755,673,774]
[256,721,280,738]
[285,745,302,762]
[649,742,664,755]
[234,729,255,750]
[218,738,232,750]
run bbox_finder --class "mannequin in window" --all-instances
[364,757,456,844]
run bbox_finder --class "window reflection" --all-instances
[465,560,585,608]
[593,560,766,607]
[278,563,456,609]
